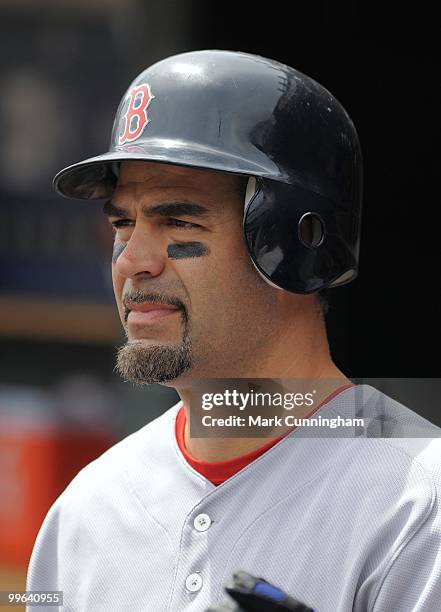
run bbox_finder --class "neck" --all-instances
[175,306,350,462]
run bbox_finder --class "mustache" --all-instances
[122,289,187,323]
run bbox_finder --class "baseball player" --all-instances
[26,51,441,611]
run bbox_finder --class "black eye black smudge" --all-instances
[112,242,127,263]
[167,242,210,259]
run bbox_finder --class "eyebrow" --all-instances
[103,200,211,219]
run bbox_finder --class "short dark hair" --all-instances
[318,289,330,316]
[233,174,249,198]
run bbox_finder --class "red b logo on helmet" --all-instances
[119,84,154,145]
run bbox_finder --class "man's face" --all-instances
[106,161,284,386]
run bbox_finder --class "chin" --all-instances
[115,337,193,386]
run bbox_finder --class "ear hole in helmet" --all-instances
[298,212,325,248]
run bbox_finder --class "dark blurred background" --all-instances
[0,0,439,595]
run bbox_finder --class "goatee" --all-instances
[115,336,192,385]
[115,290,192,385]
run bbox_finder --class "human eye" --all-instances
[110,219,134,232]
[167,218,200,229]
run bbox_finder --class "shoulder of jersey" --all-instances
[54,399,182,506]
[347,385,441,491]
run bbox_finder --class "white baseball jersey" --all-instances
[27,384,441,611]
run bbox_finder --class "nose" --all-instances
[112,224,166,279]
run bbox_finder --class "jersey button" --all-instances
[185,572,203,592]
[193,513,212,531]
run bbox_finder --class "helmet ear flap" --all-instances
[243,178,286,287]
[243,179,358,294]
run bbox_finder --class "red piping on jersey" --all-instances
[175,383,354,485]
